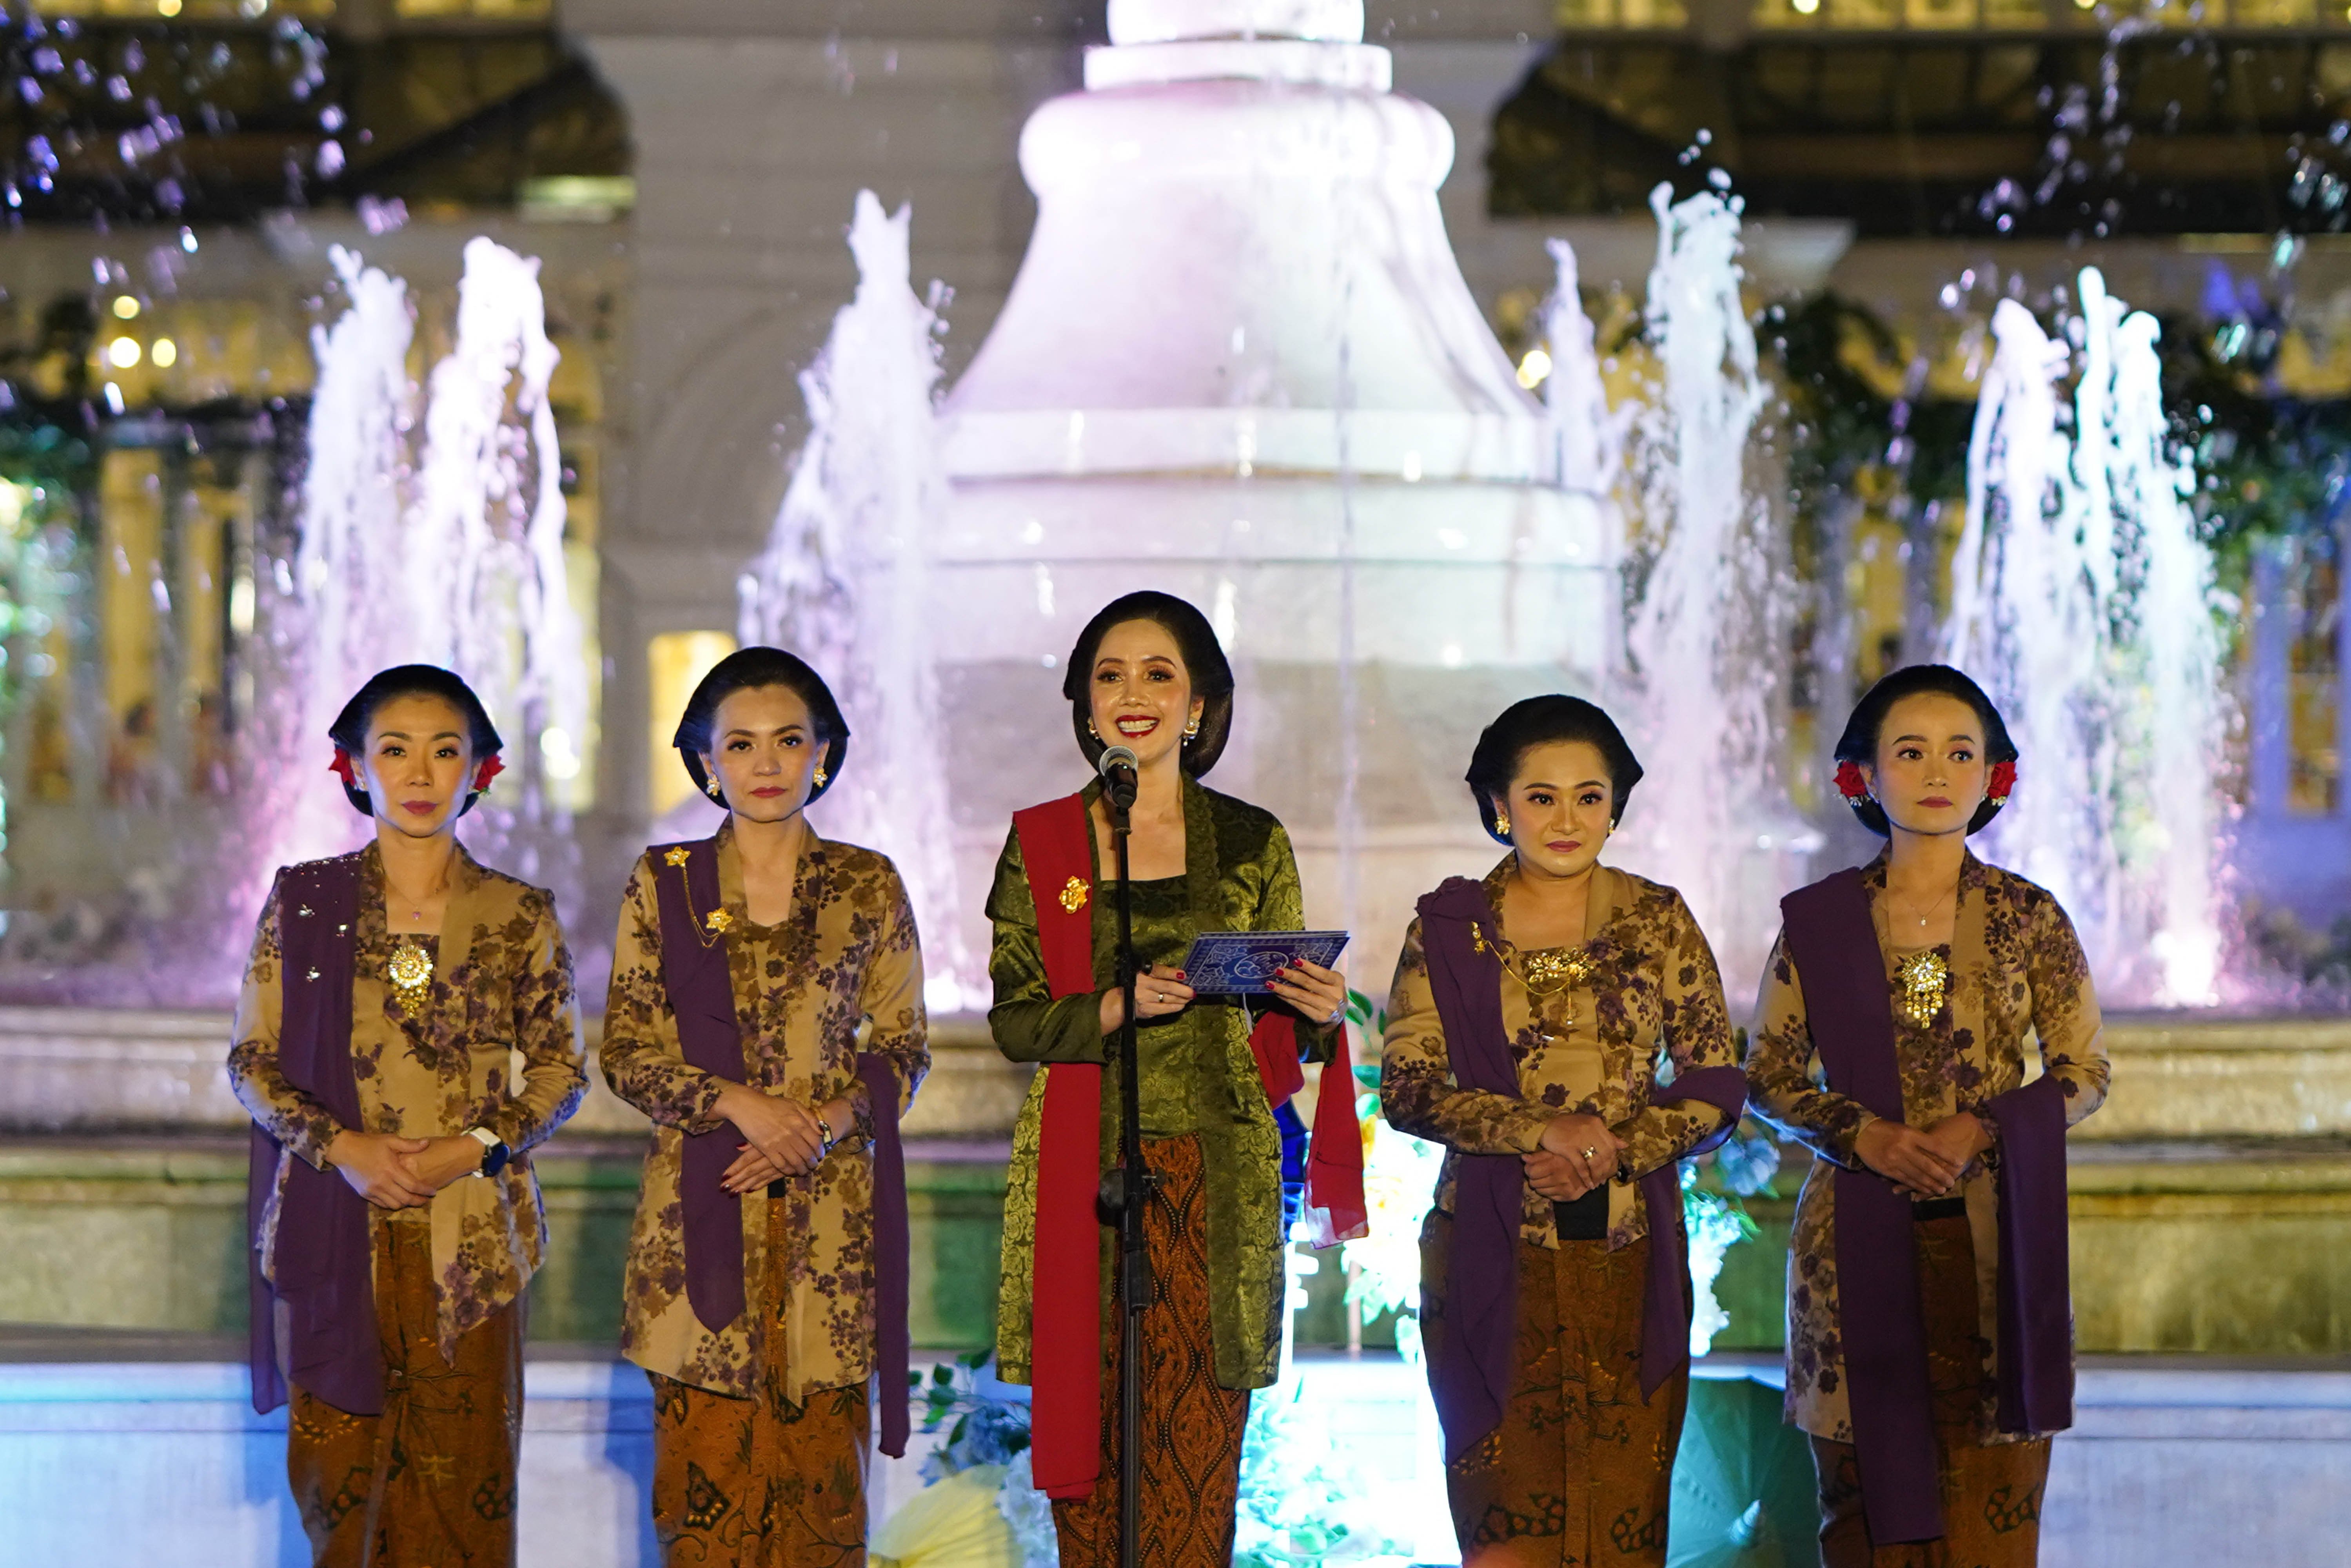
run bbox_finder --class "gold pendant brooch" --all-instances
[1895,949,1948,1027]
[387,940,434,1004]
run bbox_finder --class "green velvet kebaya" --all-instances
[986,775,1338,1393]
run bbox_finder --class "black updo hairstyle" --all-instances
[328,664,503,818]
[672,646,850,810]
[1062,591,1235,777]
[1465,695,1643,844]
[1834,663,2018,837]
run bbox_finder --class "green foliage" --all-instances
[911,1350,1030,1485]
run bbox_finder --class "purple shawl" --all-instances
[653,837,912,1457]
[1779,867,2075,1547]
[1417,875,1747,1463]
[246,853,380,1417]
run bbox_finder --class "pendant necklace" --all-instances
[1888,880,1955,1027]
[386,878,443,1007]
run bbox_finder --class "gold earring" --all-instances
[1496,813,1512,838]
[813,766,829,788]
[1087,721,1100,739]
[705,775,723,799]
[1184,719,1201,739]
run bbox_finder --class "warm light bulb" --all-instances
[107,337,142,369]
[150,337,178,368]
[2073,0,2096,9]
[158,0,181,13]
[1793,0,1820,13]
[112,296,140,319]
[1516,348,1554,390]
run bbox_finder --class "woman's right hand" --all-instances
[1098,965,1195,1034]
[325,1130,434,1210]
[715,1083,826,1177]
[1535,1113,1623,1194]
[1854,1118,1965,1197]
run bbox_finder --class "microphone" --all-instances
[1098,744,1140,810]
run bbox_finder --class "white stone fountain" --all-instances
[916,0,1611,992]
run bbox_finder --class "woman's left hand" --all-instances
[723,1145,790,1193]
[1267,958,1348,1026]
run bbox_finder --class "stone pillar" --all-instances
[559,2,1086,828]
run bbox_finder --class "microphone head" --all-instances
[1098,744,1140,777]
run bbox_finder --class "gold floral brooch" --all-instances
[1896,950,1949,1027]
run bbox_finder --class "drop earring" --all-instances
[813,766,829,788]
[705,775,723,799]
[1495,813,1512,838]
[1183,719,1200,740]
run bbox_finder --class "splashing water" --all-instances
[740,191,970,1010]
[1541,238,1631,672]
[1617,184,1810,998]
[280,238,588,880]
[1945,268,2224,1005]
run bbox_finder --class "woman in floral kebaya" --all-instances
[602,646,927,1568]
[1382,694,1746,1568]
[231,664,586,1568]
[1748,664,2109,1568]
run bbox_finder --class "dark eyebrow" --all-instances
[1521,778,1608,792]
[1890,731,1977,745]
[378,730,463,742]
[723,724,806,738]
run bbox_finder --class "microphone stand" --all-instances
[1098,772,1153,1568]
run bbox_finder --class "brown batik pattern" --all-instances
[286,1219,525,1568]
[1809,1215,2051,1568]
[648,1194,873,1568]
[1052,1132,1252,1568]
[1421,1214,1687,1568]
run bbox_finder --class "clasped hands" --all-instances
[1854,1112,1992,1199]
[325,1130,489,1210]
[714,1083,855,1194]
[1525,1112,1625,1202]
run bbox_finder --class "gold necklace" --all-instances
[381,869,445,1005]
[1509,947,1594,996]
[1895,949,1949,1027]
[1888,880,1955,932]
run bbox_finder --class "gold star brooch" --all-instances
[1058,876,1089,913]
[664,847,691,867]
[704,909,735,935]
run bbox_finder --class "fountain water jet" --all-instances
[740,191,971,1010]
[1616,184,1813,999]
[276,237,590,887]
[1945,268,2225,1005]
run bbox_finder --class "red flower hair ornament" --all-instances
[473,753,505,793]
[1987,759,2017,806]
[1834,759,1870,802]
[329,747,357,787]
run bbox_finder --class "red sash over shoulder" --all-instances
[1013,790,1368,1499]
[1012,794,1105,1501]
